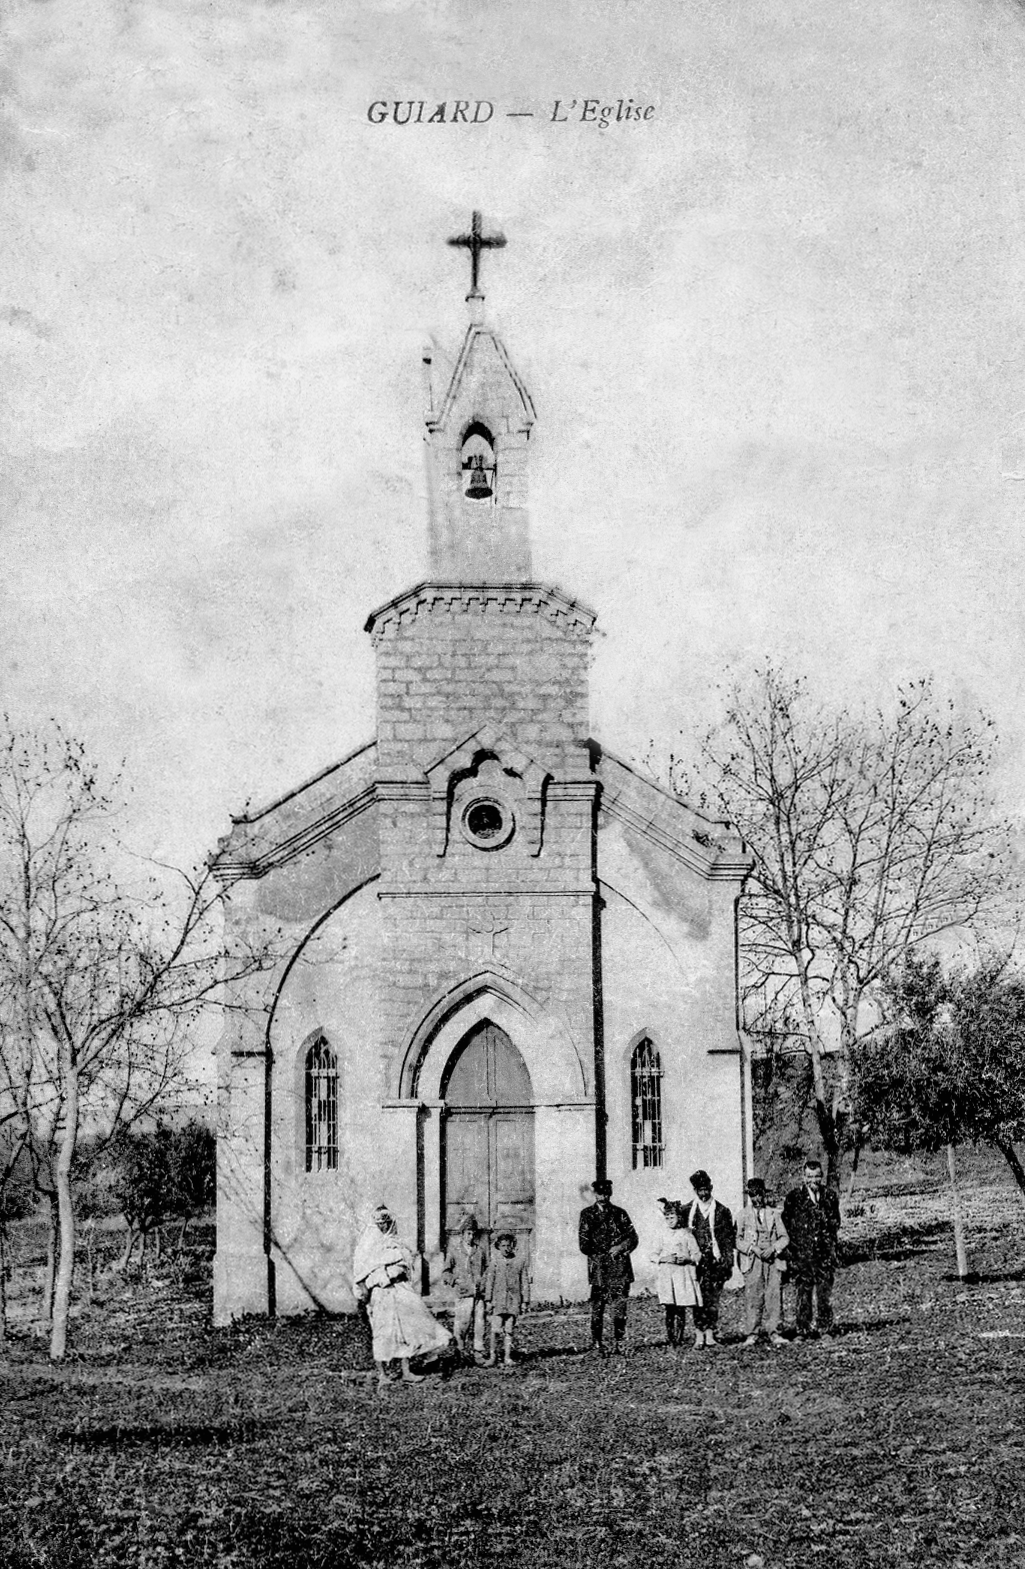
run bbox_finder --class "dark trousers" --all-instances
[590,1293,629,1345]
[693,1259,727,1332]
[793,1262,835,1333]
[664,1304,691,1345]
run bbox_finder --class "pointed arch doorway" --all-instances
[441,1020,535,1254]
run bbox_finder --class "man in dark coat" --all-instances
[781,1158,842,1337]
[578,1179,638,1355]
[681,1169,736,1347]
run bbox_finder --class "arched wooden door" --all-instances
[442,1020,535,1255]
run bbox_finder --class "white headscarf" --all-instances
[352,1206,409,1288]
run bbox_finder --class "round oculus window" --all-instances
[461,797,514,850]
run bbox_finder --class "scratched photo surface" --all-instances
[2,3,1025,1567]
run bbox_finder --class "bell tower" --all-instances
[423,211,534,580]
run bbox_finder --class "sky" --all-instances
[3,0,1025,877]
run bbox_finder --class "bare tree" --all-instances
[0,718,279,1360]
[667,668,1011,1189]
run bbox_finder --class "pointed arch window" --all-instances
[305,1035,338,1172]
[630,1037,664,1170]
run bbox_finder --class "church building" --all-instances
[212,215,752,1324]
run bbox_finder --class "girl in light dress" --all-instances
[651,1198,702,1348]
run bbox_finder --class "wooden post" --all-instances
[946,1143,969,1280]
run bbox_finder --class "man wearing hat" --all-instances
[735,1177,789,1348]
[578,1179,639,1355]
[681,1170,736,1347]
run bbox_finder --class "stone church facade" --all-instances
[212,235,752,1324]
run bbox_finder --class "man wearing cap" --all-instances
[578,1179,639,1356]
[735,1177,789,1348]
[782,1158,842,1338]
[681,1170,736,1347]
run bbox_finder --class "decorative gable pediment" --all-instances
[423,723,550,856]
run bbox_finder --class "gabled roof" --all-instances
[212,740,378,878]
[209,735,751,886]
[426,322,535,434]
[594,747,751,882]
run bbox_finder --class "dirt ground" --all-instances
[2,1152,1024,1569]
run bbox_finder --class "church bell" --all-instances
[464,453,494,500]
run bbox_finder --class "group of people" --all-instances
[352,1204,528,1388]
[579,1160,842,1354]
[351,1158,842,1386]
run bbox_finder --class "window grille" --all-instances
[630,1037,664,1169]
[305,1036,339,1172]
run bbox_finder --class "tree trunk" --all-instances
[116,1222,139,1272]
[995,1139,1025,1204]
[844,1134,864,1207]
[0,1215,7,1342]
[804,1040,842,1188]
[49,1059,80,1362]
[946,1144,969,1280]
[826,1110,848,1193]
[83,1221,96,1304]
[178,1215,189,1252]
[42,1197,58,1322]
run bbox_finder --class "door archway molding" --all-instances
[397,969,589,1104]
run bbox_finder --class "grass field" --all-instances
[2,1152,1024,1569]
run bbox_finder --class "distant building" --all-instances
[212,218,752,1323]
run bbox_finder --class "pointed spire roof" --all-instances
[427,322,535,435]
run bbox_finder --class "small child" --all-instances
[652,1198,702,1348]
[442,1215,488,1363]
[484,1231,529,1367]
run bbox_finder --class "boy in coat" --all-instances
[484,1231,529,1366]
[441,1214,488,1363]
[681,1169,736,1347]
[735,1177,788,1347]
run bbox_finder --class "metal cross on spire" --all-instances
[446,210,507,301]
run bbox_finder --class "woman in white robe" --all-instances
[652,1199,702,1348]
[353,1206,453,1386]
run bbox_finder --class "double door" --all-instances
[441,1021,535,1258]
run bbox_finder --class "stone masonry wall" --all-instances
[373,592,592,776]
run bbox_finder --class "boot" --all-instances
[485,1330,499,1367]
[503,1332,514,1366]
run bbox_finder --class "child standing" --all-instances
[442,1215,488,1363]
[736,1177,789,1347]
[651,1199,702,1348]
[484,1231,529,1366]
